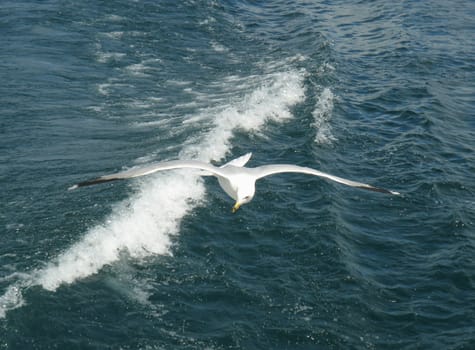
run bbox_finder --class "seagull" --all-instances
[69,153,400,212]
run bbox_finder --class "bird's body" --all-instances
[69,153,399,212]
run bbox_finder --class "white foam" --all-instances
[0,284,25,318]
[0,66,306,316]
[313,88,336,144]
[125,59,162,76]
[165,80,192,87]
[37,172,205,291]
[103,31,124,40]
[0,273,31,318]
[104,15,126,22]
[210,40,229,53]
[317,62,336,74]
[96,52,126,64]
[97,81,133,96]
[185,70,306,160]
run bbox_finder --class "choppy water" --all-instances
[1,1,474,349]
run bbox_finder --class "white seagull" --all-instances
[69,153,399,212]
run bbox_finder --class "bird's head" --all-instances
[231,185,255,213]
[231,194,254,213]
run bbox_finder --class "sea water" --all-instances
[1,1,474,348]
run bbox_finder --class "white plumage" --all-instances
[69,153,399,212]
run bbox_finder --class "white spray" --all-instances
[0,69,306,317]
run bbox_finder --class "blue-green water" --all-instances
[1,1,474,348]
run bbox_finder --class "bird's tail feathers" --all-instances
[221,153,252,168]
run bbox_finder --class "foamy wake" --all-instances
[0,69,306,318]
[313,88,336,144]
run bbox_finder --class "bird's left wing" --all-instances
[253,164,400,195]
[69,160,226,190]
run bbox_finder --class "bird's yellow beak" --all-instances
[232,202,241,213]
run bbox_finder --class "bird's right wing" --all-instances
[69,160,226,190]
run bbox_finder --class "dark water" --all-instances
[1,1,474,349]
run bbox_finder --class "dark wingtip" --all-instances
[358,185,400,196]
